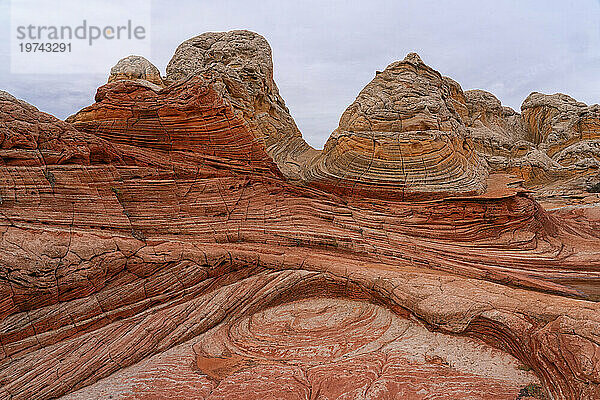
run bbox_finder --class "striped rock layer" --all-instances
[66,77,279,177]
[1,31,600,400]
[165,30,319,180]
[303,53,488,199]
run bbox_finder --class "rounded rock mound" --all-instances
[108,55,165,88]
[304,53,488,200]
[166,30,318,179]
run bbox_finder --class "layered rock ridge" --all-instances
[67,76,279,176]
[1,91,121,167]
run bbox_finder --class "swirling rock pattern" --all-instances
[66,77,279,175]
[1,31,600,400]
[63,298,541,399]
[304,53,488,200]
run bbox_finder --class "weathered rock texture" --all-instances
[1,31,600,400]
[0,90,121,167]
[108,55,165,88]
[165,30,318,179]
[303,53,488,199]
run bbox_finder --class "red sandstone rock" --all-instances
[1,31,600,400]
[165,30,318,180]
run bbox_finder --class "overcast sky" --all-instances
[1,0,599,148]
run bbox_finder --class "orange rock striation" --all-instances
[303,53,488,200]
[1,31,600,400]
[165,30,319,180]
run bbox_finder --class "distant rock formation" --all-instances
[461,89,600,207]
[521,92,600,168]
[108,55,165,88]
[464,89,530,150]
[1,30,600,400]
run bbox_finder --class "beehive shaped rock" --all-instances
[304,53,488,200]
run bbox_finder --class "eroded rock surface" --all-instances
[66,77,279,175]
[303,53,489,200]
[521,92,600,168]
[165,30,318,179]
[1,31,600,400]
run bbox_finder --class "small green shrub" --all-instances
[132,229,146,241]
[517,364,532,371]
[43,170,56,188]
[517,383,546,399]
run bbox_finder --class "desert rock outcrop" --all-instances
[303,53,488,199]
[0,90,121,167]
[66,77,279,175]
[1,30,600,400]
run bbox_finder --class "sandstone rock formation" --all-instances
[165,30,318,179]
[66,77,279,176]
[108,55,165,88]
[463,89,530,152]
[1,31,600,400]
[303,53,488,199]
